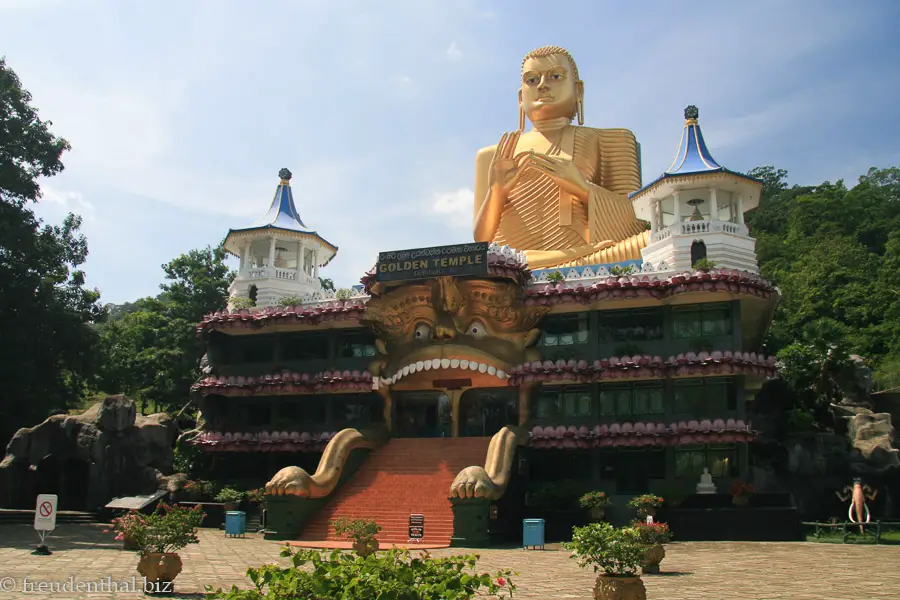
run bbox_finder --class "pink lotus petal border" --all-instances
[196,301,367,337]
[529,418,756,449]
[508,350,776,385]
[191,369,374,396]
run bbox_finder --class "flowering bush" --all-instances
[109,510,146,542]
[205,546,516,599]
[578,491,612,509]
[564,522,645,577]
[333,517,381,545]
[112,502,205,556]
[731,480,756,498]
[629,521,673,545]
[183,479,217,499]
[215,486,244,503]
[627,494,664,509]
[245,487,266,503]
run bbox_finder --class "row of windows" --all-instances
[208,393,383,428]
[540,303,733,347]
[215,330,377,364]
[533,379,737,419]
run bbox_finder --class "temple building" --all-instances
[188,46,779,548]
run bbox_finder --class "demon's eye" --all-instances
[467,319,487,339]
[414,322,433,342]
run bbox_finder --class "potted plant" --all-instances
[333,517,382,557]
[246,487,265,505]
[731,480,755,507]
[182,480,202,501]
[215,486,244,511]
[631,520,673,574]
[578,491,613,521]
[113,502,205,592]
[628,494,664,519]
[564,522,647,600]
[108,510,145,551]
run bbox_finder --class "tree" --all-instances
[0,58,105,444]
[319,277,334,291]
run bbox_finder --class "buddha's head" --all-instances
[519,45,584,126]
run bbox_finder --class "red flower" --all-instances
[497,577,506,587]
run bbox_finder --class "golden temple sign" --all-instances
[375,242,489,282]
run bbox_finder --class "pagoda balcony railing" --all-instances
[240,266,317,285]
[651,219,749,243]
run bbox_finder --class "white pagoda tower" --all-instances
[630,106,763,273]
[223,168,337,308]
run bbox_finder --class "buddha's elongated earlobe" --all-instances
[577,99,584,126]
[518,89,525,132]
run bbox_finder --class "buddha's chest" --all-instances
[514,130,575,159]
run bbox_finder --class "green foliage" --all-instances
[785,408,816,432]
[629,520,673,545]
[215,486,245,503]
[205,546,516,599]
[245,488,266,503]
[332,517,381,545]
[230,297,255,310]
[111,502,204,556]
[578,491,612,509]
[277,296,304,307]
[546,270,565,283]
[627,494,664,509]
[610,264,637,276]
[172,440,203,477]
[564,522,645,576]
[334,288,354,300]
[691,258,718,272]
[319,277,335,291]
[0,58,106,444]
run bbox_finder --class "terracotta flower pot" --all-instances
[590,506,606,521]
[640,544,666,574]
[137,552,183,591]
[732,494,750,507]
[593,574,646,600]
[352,538,379,557]
[122,534,139,551]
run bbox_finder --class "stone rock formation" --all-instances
[0,395,177,511]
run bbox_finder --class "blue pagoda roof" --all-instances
[228,168,337,251]
[629,106,759,198]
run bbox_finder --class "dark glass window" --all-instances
[461,389,518,437]
[238,335,276,363]
[534,386,592,419]
[598,382,664,417]
[277,396,327,427]
[672,377,735,415]
[672,303,732,339]
[337,330,377,358]
[675,443,738,478]
[598,308,664,342]
[600,448,666,494]
[281,332,330,360]
[332,393,383,425]
[540,314,589,347]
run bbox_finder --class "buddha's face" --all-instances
[520,54,582,122]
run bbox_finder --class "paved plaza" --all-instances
[1,523,898,599]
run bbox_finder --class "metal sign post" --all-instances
[408,514,424,543]
[33,494,58,555]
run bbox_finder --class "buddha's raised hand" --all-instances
[487,131,523,200]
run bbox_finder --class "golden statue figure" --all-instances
[474,45,649,269]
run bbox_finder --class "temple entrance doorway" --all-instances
[393,391,451,438]
[459,388,518,437]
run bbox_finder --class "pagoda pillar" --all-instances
[709,188,719,220]
[243,241,252,274]
[736,195,745,225]
[268,237,277,272]
[672,191,682,223]
[649,199,660,233]
[296,240,305,280]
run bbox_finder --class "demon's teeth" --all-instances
[468,361,479,371]
[424,360,432,370]
[440,358,451,369]
[478,363,488,373]
[402,365,410,376]
[460,359,470,369]
[450,358,460,369]
[415,361,424,372]
[487,365,497,375]
[431,358,441,369]
[497,370,506,379]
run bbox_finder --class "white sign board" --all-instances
[34,494,58,531]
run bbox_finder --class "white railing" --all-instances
[275,268,296,281]
[652,219,747,241]
[248,267,266,279]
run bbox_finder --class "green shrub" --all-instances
[230,297,255,310]
[578,491,612,509]
[564,522,645,576]
[278,295,305,307]
[692,258,719,272]
[610,264,636,276]
[335,288,354,300]
[332,517,381,545]
[205,546,516,599]
[214,486,244,503]
[546,270,565,283]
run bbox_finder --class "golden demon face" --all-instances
[362,277,548,387]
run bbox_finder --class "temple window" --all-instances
[598,308,664,343]
[281,332,330,361]
[540,314,589,346]
[690,240,708,266]
[332,393,383,426]
[600,447,666,494]
[672,377,736,415]
[599,382,664,417]
[460,388,517,437]
[671,303,732,339]
[675,443,738,478]
[534,385,592,419]
[238,334,277,363]
[337,330,377,358]
[237,400,272,428]
[278,396,327,426]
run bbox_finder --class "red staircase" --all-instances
[297,437,491,546]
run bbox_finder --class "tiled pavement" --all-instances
[1,523,899,599]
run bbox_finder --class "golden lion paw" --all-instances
[449,466,497,499]
[265,466,313,496]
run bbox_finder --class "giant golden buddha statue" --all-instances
[473,45,649,269]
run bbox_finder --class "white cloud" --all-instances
[431,187,473,230]
[394,75,413,85]
[445,42,462,60]
[40,185,96,220]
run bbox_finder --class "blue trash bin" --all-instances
[523,518,545,549]
[225,511,246,537]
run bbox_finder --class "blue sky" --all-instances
[2,0,899,304]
